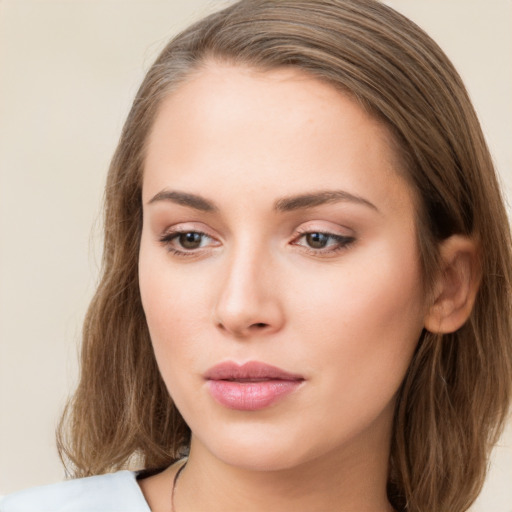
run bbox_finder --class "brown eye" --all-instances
[294,231,355,255]
[179,232,204,249]
[159,229,219,256]
[306,233,329,249]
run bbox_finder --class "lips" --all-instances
[204,361,304,411]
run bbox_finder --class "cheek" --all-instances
[140,278,204,415]
[139,230,206,326]
[293,239,425,396]
[139,245,194,357]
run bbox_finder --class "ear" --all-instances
[424,235,481,334]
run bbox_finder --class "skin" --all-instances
[138,63,431,512]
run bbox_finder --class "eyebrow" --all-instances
[274,190,379,212]
[148,190,218,212]
[147,189,378,213]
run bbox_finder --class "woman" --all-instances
[2,0,510,511]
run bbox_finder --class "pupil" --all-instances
[307,233,328,248]
[180,232,202,249]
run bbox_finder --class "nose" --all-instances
[214,245,285,338]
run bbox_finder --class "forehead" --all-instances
[143,63,415,216]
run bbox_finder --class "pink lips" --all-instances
[205,361,304,411]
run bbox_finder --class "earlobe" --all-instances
[424,235,481,334]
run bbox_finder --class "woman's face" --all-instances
[139,63,428,471]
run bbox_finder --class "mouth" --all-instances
[204,361,305,411]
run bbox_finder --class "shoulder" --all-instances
[0,471,150,512]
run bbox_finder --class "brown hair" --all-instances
[57,1,512,510]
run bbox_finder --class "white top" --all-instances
[0,471,151,512]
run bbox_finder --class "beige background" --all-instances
[0,0,511,509]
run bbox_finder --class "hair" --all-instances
[57,1,512,511]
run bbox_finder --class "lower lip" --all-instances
[207,379,302,411]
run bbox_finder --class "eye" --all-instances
[293,231,355,254]
[304,232,331,249]
[177,232,205,250]
[159,230,219,255]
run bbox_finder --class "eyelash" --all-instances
[292,231,355,255]
[158,229,355,257]
[159,230,215,258]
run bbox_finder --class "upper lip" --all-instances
[204,361,304,381]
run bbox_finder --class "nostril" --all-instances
[252,323,268,329]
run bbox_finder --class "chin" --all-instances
[190,422,335,473]
[213,444,312,472]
